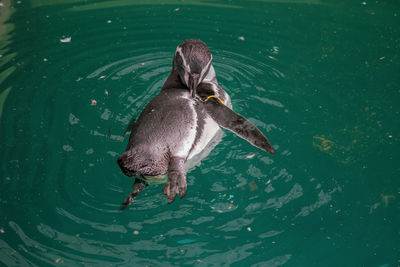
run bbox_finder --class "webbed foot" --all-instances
[119,177,148,210]
[162,157,187,203]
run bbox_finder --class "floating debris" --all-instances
[91,100,97,106]
[55,258,62,264]
[133,230,139,235]
[246,153,256,159]
[312,132,356,164]
[238,36,245,41]
[0,228,4,234]
[228,201,233,210]
[60,37,71,43]
[272,46,279,54]
[312,135,334,151]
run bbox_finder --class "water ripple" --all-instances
[0,1,353,266]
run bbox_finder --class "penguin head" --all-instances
[173,39,212,97]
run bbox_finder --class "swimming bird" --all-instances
[117,39,274,209]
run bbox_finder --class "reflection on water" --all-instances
[0,0,399,266]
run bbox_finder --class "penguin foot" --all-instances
[163,157,186,203]
[119,177,148,210]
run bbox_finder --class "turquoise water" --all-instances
[1,0,399,266]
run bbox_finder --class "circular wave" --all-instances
[0,2,345,266]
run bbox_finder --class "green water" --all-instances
[0,0,399,266]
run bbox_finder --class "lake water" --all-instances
[0,0,399,266]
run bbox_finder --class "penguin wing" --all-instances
[203,100,275,154]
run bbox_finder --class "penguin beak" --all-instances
[188,73,200,98]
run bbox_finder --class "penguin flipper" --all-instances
[203,100,275,154]
[119,177,148,210]
[163,157,187,203]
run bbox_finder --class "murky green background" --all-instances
[1,0,399,266]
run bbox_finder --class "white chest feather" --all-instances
[173,95,198,158]
[188,115,220,159]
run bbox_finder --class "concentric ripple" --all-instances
[0,3,333,265]
[1,1,398,266]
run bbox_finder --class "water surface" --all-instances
[0,0,399,266]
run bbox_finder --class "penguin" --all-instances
[117,39,274,209]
